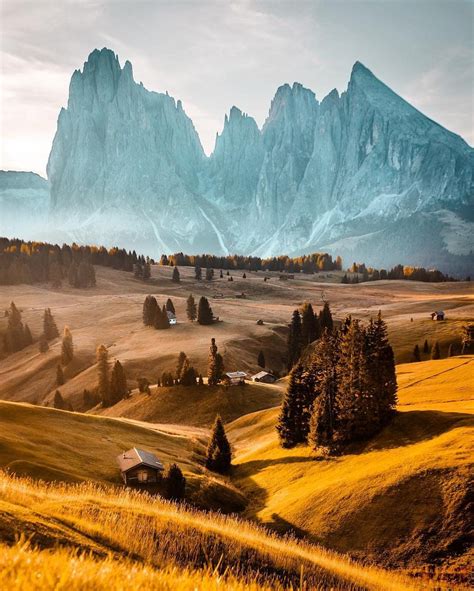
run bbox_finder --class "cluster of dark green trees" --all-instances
[3,302,32,353]
[345,262,456,283]
[142,296,175,329]
[0,238,146,286]
[96,345,129,407]
[160,252,342,273]
[278,313,397,452]
[3,303,62,356]
[412,339,452,362]
[287,302,333,370]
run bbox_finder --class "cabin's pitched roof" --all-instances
[251,371,274,380]
[117,447,164,473]
[166,310,176,319]
[225,371,247,379]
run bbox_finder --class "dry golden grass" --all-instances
[228,356,474,584]
[0,265,471,408]
[0,472,446,591]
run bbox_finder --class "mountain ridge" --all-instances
[1,47,472,272]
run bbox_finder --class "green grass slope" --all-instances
[228,356,474,584]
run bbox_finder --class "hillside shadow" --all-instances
[346,409,473,455]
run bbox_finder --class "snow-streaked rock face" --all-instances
[35,50,474,271]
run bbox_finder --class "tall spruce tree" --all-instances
[61,326,73,365]
[287,309,302,370]
[43,308,59,340]
[257,350,265,368]
[5,302,25,352]
[198,297,214,325]
[367,312,397,426]
[97,344,110,407]
[319,302,333,332]
[143,295,158,326]
[186,294,197,322]
[110,360,128,404]
[176,351,188,382]
[206,415,232,473]
[423,339,429,354]
[54,390,65,410]
[207,338,224,385]
[39,334,49,353]
[301,303,320,345]
[308,332,339,450]
[431,341,441,360]
[172,267,180,283]
[195,265,202,280]
[413,344,421,362]
[276,363,313,448]
[166,298,176,314]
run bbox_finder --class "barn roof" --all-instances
[117,447,164,473]
[226,371,247,379]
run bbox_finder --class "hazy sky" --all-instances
[1,0,473,176]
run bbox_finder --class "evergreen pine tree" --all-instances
[172,266,180,283]
[186,294,197,322]
[448,343,455,357]
[195,265,202,280]
[207,338,224,385]
[301,302,320,345]
[206,415,232,473]
[319,302,333,332]
[198,374,204,386]
[276,363,309,447]
[5,302,25,352]
[198,297,214,325]
[143,295,158,326]
[164,463,186,500]
[423,339,429,354]
[56,364,65,386]
[61,326,73,365]
[176,351,187,382]
[181,365,197,386]
[97,344,110,407]
[257,350,265,368]
[68,263,79,287]
[308,332,339,450]
[43,308,59,340]
[367,312,397,426]
[161,305,170,329]
[413,344,421,362]
[287,309,302,370]
[431,341,441,360]
[166,298,176,314]
[54,390,65,409]
[110,360,128,403]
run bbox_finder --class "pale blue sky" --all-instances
[1,0,472,175]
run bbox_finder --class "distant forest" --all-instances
[0,237,458,286]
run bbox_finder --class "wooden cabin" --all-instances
[117,447,164,485]
[224,371,247,385]
[431,311,445,321]
[251,371,276,384]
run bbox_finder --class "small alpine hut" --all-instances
[167,310,177,325]
[431,311,445,321]
[224,371,247,385]
[251,371,277,384]
[117,447,164,485]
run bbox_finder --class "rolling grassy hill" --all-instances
[0,471,444,591]
[0,265,472,408]
[228,356,474,584]
[0,401,245,512]
[98,381,283,427]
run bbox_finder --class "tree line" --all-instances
[278,312,397,453]
[0,237,148,286]
[160,252,342,273]
[345,262,457,283]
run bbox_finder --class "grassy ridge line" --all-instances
[0,473,434,591]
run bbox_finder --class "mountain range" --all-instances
[2,48,473,272]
